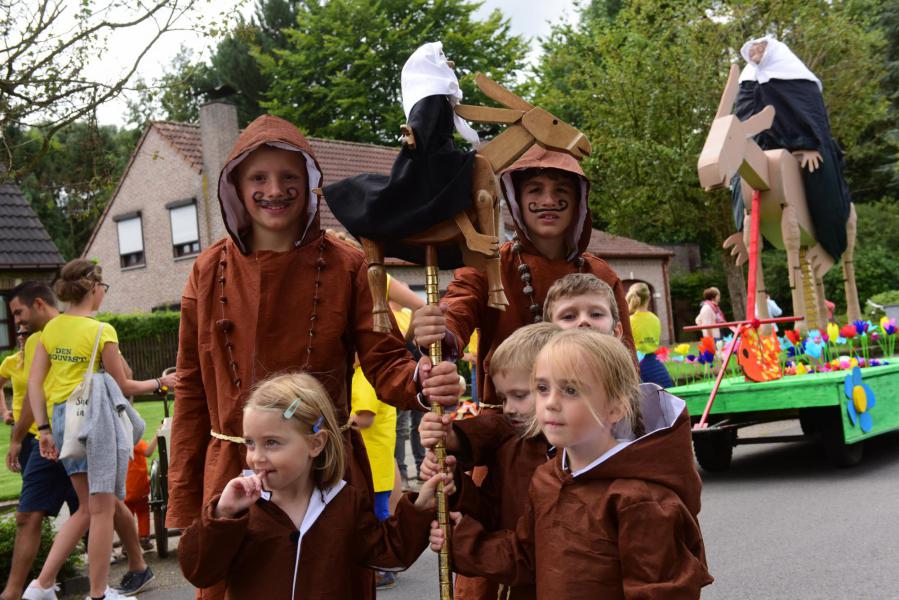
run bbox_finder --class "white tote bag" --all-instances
[59,323,104,461]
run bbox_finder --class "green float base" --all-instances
[670,362,899,444]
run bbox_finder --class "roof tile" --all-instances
[0,183,64,268]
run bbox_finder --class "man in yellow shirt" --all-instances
[3,282,78,600]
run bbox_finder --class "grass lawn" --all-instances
[0,398,169,501]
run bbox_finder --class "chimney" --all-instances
[198,101,239,244]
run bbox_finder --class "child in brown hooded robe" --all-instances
[167,114,462,599]
[413,145,635,414]
[430,330,713,599]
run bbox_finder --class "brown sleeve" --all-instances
[453,414,518,467]
[443,266,488,356]
[352,260,422,411]
[617,499,713,599]
[178,494,249,589]
[452,471,499,529]
[356,493,433,570]
[167,266,211,528]
[451,504,536,586]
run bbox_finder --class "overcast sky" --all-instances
[92,0,579,126]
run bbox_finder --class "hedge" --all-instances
[95,311,180,341]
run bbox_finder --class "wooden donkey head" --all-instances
[697,64,775,192]
[455,74,592,172]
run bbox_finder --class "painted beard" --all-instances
[253,187,300,209]
[527,199,569,214]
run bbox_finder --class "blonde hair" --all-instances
[54,259,103,304]
[490,322,560,376]
[543,273,620,326]
[703,287,720,301]
[626,282,651,315]
[245,372,346,490]
[529,329,643,438]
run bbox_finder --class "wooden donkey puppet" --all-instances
[698,64,861,334]
[362,73,592,332]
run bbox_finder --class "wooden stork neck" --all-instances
[739,141,771,192]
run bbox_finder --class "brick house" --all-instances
[0,180,65,350]
[83,102,674,343]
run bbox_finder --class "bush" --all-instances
[95,311,180,341]
[866,290,899,320]
[0,515,83,584]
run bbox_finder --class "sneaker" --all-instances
[375,571,397,590]
[22,580,59,600]
[85,587,136,600]
[139,537,154,551]
[114,567,155,595]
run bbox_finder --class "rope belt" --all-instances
[478,402,503,410]
[210,430,245,444]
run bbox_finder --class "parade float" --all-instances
[672,41,899,471]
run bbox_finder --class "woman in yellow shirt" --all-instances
[0,330,29,465]
[26,260,177,600]
[627,283,674,388]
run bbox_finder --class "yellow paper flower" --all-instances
[827,322,840,341]
[796,363,808,375]
[674,343,691,356]
[850,358,859,368]
[881,316,891,330]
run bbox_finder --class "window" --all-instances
[167,199,200,258]
[0,297,11,351]
[114,212,145,268]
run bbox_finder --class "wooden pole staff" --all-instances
[425,246,454,599]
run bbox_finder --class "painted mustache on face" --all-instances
[253,187,300,209]
[528,199,569,214]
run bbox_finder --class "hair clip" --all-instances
[312,415,325,433]
[283,399,301,420]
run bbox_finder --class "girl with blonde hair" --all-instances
[626,282,673,387]
[179,372,451,599]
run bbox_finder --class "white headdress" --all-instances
[738,35,822,92]
[401,41,480,148]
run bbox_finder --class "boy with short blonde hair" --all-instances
[543,273,622,337]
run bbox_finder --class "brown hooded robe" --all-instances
[168,115,421,599]
[451,386,713,599]
[443,146,635,411]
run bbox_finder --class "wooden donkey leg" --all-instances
[361,238,391,333]
[781,206,808,335]
[843,203,862,322]
[472,154,508,310]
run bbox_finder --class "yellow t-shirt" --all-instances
[630,310,662,354]
[467,329,479,361]
[21,333,47,435]
[39,315,119,409]
[0,350,35,435]
[351,366,397,493]
[393,307,412,337]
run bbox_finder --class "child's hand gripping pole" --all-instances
[424,246,454,600]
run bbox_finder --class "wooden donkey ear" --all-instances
[474,73,534,112]
[741,105,775,138]
[715,63,741,120]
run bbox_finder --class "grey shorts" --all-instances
[52,402,89,476]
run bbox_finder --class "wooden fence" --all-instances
[119,330,179,380]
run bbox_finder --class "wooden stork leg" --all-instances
[813,269,829,329]
[472,154,508,310]
[781,205,808,334]
[843,203,862,322]
[362,238,391,333]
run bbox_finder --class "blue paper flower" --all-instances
[805,330,825,360]
[844,366,876,433]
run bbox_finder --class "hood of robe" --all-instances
[572,384,703,516]
[738,35,822,92]
[499,145,592,261]
[218,114,325,255]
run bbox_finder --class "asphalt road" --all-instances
[75,421,899,599]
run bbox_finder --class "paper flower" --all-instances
[827,322,840,341]
[853,320,869,336]
[844,366,876,433]
[656,346,670,362]
[880,317,896,335]
[674,343,691,356]
[805,330,825,360]
[785,329,801,345]
[840,324,857,340]
[796,363,809,375]
[699,336,716,355]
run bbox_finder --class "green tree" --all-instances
[535,0,891,319]
[257,0,529,145]
[0,0,216,180]
[6,122,138,259]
